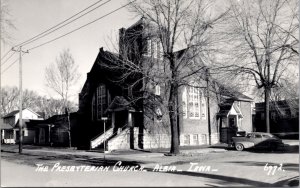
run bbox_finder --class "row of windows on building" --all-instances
[183,134,207,145]
[92,83,207,121]
[154,84,206,120]
[145,38,163,59]
[183,87,206,120]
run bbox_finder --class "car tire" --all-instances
[235,143,244,151]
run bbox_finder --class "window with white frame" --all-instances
[182,87,187,119]
[152,39,158,58]
[200,91,206,120]
[158,41,163,59]
[146,39,151,56]
[155,85,161,95]
[184,135,190,145]
[188,86,200,119]
[193,134,199,145]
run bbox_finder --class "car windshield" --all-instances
[262,134,271,138]
[263,133,279,139]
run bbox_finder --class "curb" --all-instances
[180,148,227,155]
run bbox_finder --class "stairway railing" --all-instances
[90,123,128,149]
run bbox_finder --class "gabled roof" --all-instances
[218,85,253,102]
[2,108,42,118]
[2,110,20,118]
[217,101,234,117]
[106,96,135,112]
[0,119,13,130]
[217,101,243,118]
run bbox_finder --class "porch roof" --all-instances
[217,101,243,118]
[106,96,135,112]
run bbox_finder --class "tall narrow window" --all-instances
[188,86,200,119]
[146,39,151,56]
[182,87,187,119]
[91,94,96,121]
[155,85,161,95]
[201,90,206,120]
[184,135,190,145]
[193,134,199,145]
[152,39,158,58]
[96,84,107,120]
[158,41,163,59]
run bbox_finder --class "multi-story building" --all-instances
[77,18,253,151]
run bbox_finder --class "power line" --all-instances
[1,57,19,74]
[18,0,111,47]
[1,1,136,73]
[1,51,17,66]
[28,1,136,51]
[15,0,108,47]
[1,50,12,60]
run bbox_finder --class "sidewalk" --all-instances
[1,143,227,167]
[1,143,298,187]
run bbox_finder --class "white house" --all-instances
[1,108,43,144]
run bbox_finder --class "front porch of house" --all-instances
[218,101,245,144]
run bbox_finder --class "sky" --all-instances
[1,0,139,102]
[1,0,298,104]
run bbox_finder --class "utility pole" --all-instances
[206,67,211,145]
[65,107,72,148]
[12,46,28,154]
[101,117,108,160]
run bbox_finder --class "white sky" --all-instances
[1,0,139,102]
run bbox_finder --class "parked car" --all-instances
[231,132,284,151]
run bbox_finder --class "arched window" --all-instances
[189,86,200,119]
[91,84,107,121]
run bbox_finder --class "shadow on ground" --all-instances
[225,161,299,172]
[1,150,149,169]
[144,167,273,187]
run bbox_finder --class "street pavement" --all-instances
[1,140,299,187]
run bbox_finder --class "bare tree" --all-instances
[45,49,80,147]
[0,86,19,117]
[218,0,298,133]
[0,1,16,44]
[0,86,77,118]
[102,0,228,154]
[45,49,80,110]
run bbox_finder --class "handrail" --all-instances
[90,128,112,143]
[91,129,113,148]
[90,123,128,149]
[107,123,128,140]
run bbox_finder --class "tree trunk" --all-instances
[264,87,271,133]
[168,83,179,155]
